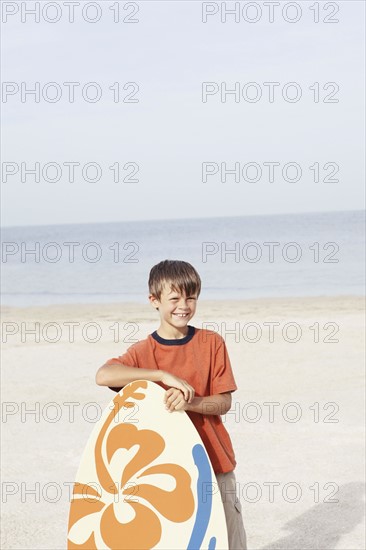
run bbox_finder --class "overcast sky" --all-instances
[1,0,365,228]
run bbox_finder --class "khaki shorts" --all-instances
[215,470,247,550]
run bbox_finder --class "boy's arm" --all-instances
[164,389,232,415]
[96,363,195,402]
[186,392,232,415]
[96,362,162,388]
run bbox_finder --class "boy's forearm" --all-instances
[186,393,231,416]
[96,363,162,387]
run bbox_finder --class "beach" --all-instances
[1,295,365,549]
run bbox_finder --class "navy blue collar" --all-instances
[151,325,195,346]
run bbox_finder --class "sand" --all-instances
[1,296,365,549]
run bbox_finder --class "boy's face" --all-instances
[149,282,198,330]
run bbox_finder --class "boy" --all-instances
[96,260,247,550]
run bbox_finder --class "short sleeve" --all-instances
[104,346,139,392]
[105,346,138,368]
[211,338,238,395]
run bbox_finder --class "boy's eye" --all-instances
[169,296,196,301]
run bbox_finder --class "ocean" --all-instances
[1,210,365,307]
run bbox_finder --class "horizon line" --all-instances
[1,207,365,231]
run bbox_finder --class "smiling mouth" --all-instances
[173,313,189,317]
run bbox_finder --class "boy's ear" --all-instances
[148,294,160,311]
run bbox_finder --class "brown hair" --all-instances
[148,260,201,300]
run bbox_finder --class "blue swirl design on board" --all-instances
[187,444,216,550]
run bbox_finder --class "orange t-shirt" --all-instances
[105,326,238,474]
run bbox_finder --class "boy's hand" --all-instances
[164,388,189,412]
[159,372,195,403]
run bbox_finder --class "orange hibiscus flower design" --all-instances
[67,381,195,549]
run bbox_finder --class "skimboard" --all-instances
[67,379,229,549]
